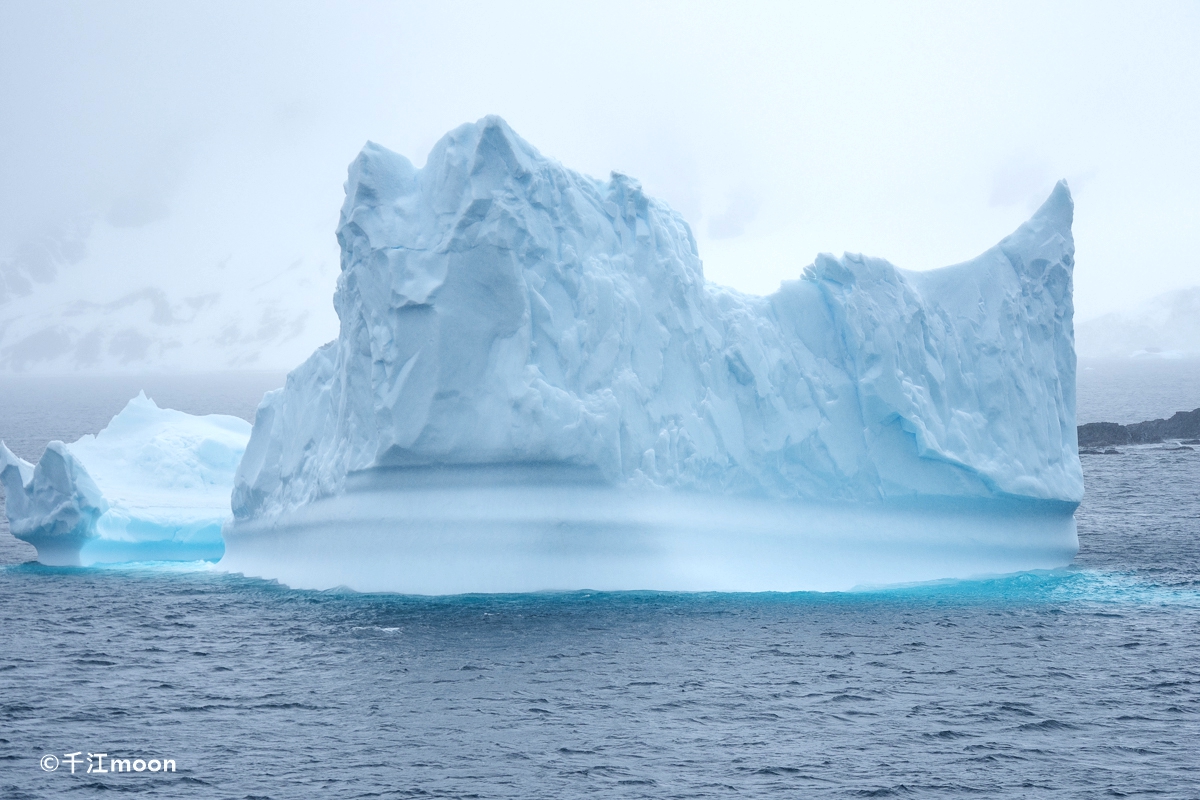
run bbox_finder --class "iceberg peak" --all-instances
[1031,178,1074,232]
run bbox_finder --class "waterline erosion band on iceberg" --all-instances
[221,116,1082,592]
[227,474,1079,594]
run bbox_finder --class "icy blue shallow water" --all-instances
[1,373,1198,798]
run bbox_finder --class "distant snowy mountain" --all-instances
[0,150,341,373]
[1076,286,1200,359]
[0,266,336,373]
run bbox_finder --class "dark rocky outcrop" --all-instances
[1078,408,1200,448]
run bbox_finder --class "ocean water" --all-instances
[1077,356,1200,424]
[1,372,1198,798]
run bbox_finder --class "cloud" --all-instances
[0,218,93,304]
[2,0,1198,369]
[103,140,189,229]
[989,152,1052,208]
[106,194,172,229]
[2,326,75,370]
[707,188,761,240]
[108,328,153,363]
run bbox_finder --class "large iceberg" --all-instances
[1,393,250,565]
[222,116,1082,592]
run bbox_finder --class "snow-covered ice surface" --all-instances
[223,116,1082,593]
[1,393,249,565]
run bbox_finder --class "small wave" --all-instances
[850,569,1200,608]
[1016,719,1077,731]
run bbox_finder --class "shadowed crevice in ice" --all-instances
[345,461,608,490]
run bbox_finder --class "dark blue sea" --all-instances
[1,365,1198,798]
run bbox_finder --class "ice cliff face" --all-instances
[1,393,250,564]
[233,116,1081,522]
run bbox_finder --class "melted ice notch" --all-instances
[223,115,1083,592]
[1,393,250,565]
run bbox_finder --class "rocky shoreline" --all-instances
[1078,408,1200,450]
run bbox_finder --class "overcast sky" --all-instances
[1,0,1197,348]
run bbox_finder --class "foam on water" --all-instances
[855,568,1200,607]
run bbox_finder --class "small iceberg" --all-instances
[1,392,250,566]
